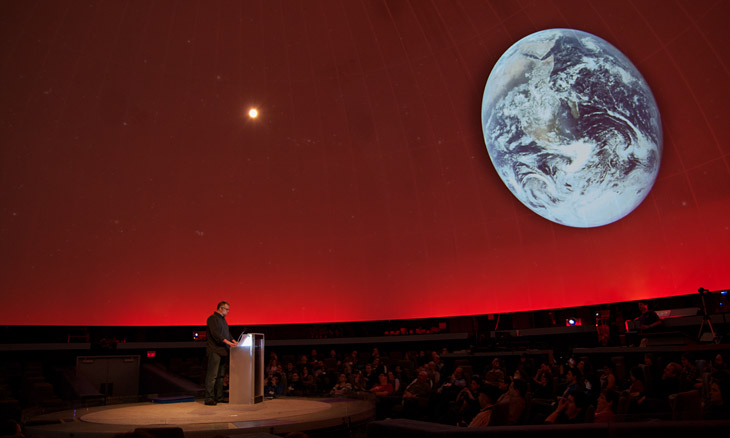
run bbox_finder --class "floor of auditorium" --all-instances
[24,396,374,437]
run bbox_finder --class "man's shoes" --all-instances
[204,400,217,406]
[216,398,229,403]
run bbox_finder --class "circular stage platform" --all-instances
[25,397,375,437]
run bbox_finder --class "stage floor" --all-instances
[25,397,375,437]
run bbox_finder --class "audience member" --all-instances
[330,373,352,396]
[266,357,281,378]
[545,390,588,424]
[417,351,429,367]
[454,376,481,425]
[264,375,283,398]
[313,366,329,392]
[298,354,309,372]
[387,370,401,395]
[372,356,385,374]
[404,351,418,369]
[704,377,730,420]
[285,362,296,381]
[343,350,358,374]
[516,354,535,384]
[484,358,507,390]
[585,372,601,408]
[287,372,303,396]
[403,370,432,399]
[658,362,681,397]
[495,378,527,425]
[370,367,396,419]
[560,367,582,397]
[468,385,500,427]
[425,361,441,388]
[628,366,646,412]
[600,362,616,391]
[402,370,433,419]
[309,349,320,367]
[350,371,366,392]
[328,349,340,362]
[679,352,699,391]
[370,373,394,397]
[710,353,729,377]
[362,363,377,390]
[393,364,406,382]
[642,353,663,397]
[300,366,316,395]
[593,390,619,423]
[431,351,445,374]
[437,366,466,400]
[533,362,554,399]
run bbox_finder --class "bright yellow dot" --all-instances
[248,108,258,119]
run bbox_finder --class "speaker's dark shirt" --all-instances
[638,310,660,333]
[207,312,232,356]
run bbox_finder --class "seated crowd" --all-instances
[262,347,730,425]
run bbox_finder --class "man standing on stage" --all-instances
[205,301,237,405]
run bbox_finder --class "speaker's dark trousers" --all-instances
[205,351,228,402]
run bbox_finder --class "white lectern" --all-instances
[229,333,264,404]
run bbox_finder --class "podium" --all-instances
[229,333,264,404]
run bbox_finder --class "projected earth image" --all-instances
[482,29,662,228]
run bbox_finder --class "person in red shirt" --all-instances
[593,390,618,423]
[370,373,394,396]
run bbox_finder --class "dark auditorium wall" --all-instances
[0,0,728,326]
